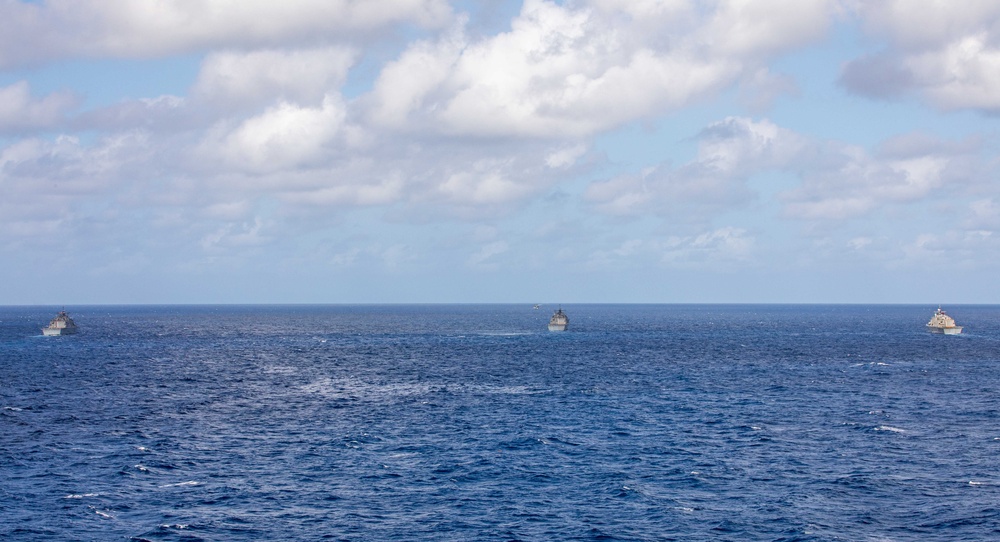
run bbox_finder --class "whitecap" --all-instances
[160,480,200,488]
[875,425,906,433]
[64,493,99,499]
[90,507,113,519]
[969,480,986,486]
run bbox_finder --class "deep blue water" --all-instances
[2,304,1000,541]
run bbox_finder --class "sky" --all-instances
[2,0,1000,305]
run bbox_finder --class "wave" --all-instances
[159,481,201,488]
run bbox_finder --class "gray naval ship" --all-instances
[43,310,78,336]
[926,307,962,334]
[548,308,569,332]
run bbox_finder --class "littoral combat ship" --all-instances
[43,310,78,336]
[926,307,962,335]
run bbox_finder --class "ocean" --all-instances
[2,304,999,541]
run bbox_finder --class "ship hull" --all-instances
[42,327,77,336]
[548,324,567,332]
[928,326,962,335]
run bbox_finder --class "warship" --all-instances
[43,310,78,336]
[548,308,569,332]
[926,307,962,334]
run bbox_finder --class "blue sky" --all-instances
[2,0,1000,304]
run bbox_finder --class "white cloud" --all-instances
[781,152,947,220]
[0,133,145,196]
[366,0,837,138]
[365,25,466,130]
[584,117,798,218]
[588,227,755,269]
[705,0,838,58]
[854,0,1000,50]
[780,132,979,221]
[697,116,806,172]
[201,94,348,172]
[0,0,454,68]
[0,81,79,133]
[545,143,588,169]
[586,117,993,227]
[914,34,1000,111]
[192,47,357,110]
[844,1,1000,112]
[278,170,405,207]
[200,217,272,251]
[437,165,535,206]
[670,226,755,262]
[0,132,157,252]
[0,1,851,248]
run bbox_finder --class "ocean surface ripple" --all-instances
[2,304,1000,541]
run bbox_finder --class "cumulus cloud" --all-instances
[0,81,80,134]
[704,0,837,58]
[781,131,980,220]
[200,95,348,172]
[76,95,195,133]
[396,141,593,218]
[585,117,993,227]
[0,132,147,196]
[192,47,357,110]
[584,117,801,219]
[365,0,838,138]
[8,0,996,285]
[843,1,1000,113]
[0,0,847,240]
[0,132,155,252]
[0,0,454,68]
